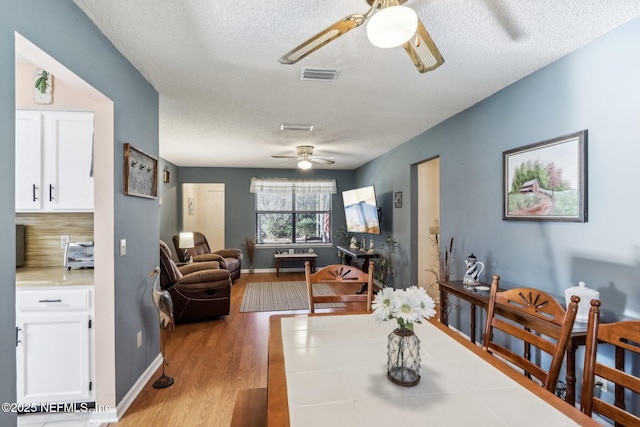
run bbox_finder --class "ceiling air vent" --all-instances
[300,68,340,81]
[280,124,314,132]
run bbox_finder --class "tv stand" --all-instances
[336,245,380,293]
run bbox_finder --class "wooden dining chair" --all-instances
[482,274,580,393]
[304,261,374,313]
[580,299,640,427]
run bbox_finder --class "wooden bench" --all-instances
[230,387,267,427]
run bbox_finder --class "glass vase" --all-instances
[387,327,421,386]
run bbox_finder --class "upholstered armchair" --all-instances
[172,231,243,282]
[159,240,231,323]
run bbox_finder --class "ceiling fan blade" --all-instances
[482,0,524,41]
[278,14,365,65]
[271,155,297,159]
[278,0,384,65]
[311,157,335,165]
[402,18,444,73]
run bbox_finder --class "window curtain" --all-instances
[250,178,336,194]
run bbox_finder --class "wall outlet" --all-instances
[60,235,70,248]
[137,330,142,348]
[594,375,608,393]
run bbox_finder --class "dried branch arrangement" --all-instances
[426,220,454,282]
[242,237,256,266]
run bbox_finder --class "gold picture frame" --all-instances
[124,143,158,199]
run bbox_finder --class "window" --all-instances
[250,178,336,244]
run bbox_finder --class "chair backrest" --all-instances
[580,299,640,426]
[159,240,182,290]
[482,274,580,393]
[305,261,373,313]
[172,231,211,262]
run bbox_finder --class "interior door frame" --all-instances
[411,155,440,301]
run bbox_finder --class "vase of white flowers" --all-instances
[372,286,436,387]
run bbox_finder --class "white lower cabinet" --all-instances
[16,287,94,405]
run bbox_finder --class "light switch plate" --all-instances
[120,239,126,256]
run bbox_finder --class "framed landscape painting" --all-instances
[503,130,587,222]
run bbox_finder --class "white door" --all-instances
[418,157,440,301]
[16,312,92,403]
[15,111,43,210]
[183,183,225,250]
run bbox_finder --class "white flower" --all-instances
[372,287,396,323]
[405,286,436,320]
[372,286,436,330]
[391,288,423,324]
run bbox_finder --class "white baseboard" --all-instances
[90,353,163,424]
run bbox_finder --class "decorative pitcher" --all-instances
[463,254,484,284]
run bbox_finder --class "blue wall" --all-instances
[357,17,640,321]
[2,0,161,419]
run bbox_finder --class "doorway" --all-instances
[15,33,116,411]
[417,157,440,300]
[182,183,225,250]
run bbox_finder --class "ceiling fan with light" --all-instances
[278,0,444,73]
[272,146,336,169]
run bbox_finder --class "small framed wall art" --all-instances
[124,143,158,199]
[503,130,587,222]
[394,191,403,208]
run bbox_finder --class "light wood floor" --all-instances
[108,271,367,427]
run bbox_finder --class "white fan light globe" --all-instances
[366,6,418,48]
[298,160,312,169]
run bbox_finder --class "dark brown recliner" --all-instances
[159,240,231,323]
[172,231,242,282]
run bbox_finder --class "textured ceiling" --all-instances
[72,0,640,170]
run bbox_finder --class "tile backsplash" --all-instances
[16,213,93,267]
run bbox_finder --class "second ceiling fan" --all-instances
[278,0,444,73]
[272,146,335,169]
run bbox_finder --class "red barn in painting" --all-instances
[519,179,540,193]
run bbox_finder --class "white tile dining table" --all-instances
[267,312,599,427]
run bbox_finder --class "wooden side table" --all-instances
[336,245,379,273]
[274,252,317,276]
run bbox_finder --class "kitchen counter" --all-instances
[16,266,94,287]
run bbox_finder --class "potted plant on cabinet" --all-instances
[375,234,397,287]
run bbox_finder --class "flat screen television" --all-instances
[342,185,381,234]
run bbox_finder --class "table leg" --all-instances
[565,339,577,406]
[470,304,477,343]
[440,287,449,325]
[355,258,372,294]
[310,259,316,274]
[276,260,280,277]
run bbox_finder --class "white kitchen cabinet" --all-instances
[16,110,94,212]
[16,287,94,404]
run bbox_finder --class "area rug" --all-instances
[240,281,345,313]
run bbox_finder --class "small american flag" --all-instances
[323,213,331,241]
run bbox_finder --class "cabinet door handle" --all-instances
[32,184,38,202]
[49,184,54,201]
[16,327,21,347]
[38,299,62,303]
